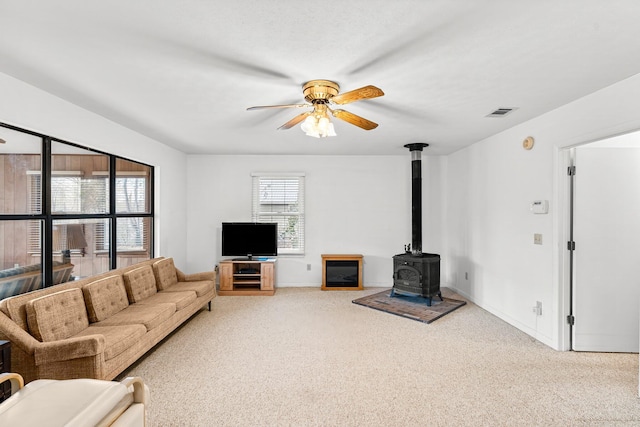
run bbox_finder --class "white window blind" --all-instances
[252,173,305,255]
[27,173,41,253]
[28,172,89,253]
[95,175,149,252]
[28,172,148,254]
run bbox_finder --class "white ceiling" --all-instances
[2,1,640,155]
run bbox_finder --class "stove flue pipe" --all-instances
[404,143,429,256]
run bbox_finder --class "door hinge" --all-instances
[567,315,575,326]
[567,241,576,250]
[568,166,576,176]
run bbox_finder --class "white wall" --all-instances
[0,72,190,268]
[444,72,640,350]
[7,64,640,351]
[186,154,445,287]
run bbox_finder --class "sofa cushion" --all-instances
[76,324,147,361]
[93,303,175,332]
[152,258,178,290]
[26,288,89,342]
[164,280,214,297]
[122,266,157,303]
[137,290,197,311]
[82,276,130,323]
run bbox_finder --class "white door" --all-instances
[573,146,640,352]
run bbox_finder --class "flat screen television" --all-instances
[221,222,278,260]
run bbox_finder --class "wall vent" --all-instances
[486,107,517,117]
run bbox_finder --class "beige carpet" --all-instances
[122,288,640,426]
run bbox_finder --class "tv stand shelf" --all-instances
[219,259,275,296]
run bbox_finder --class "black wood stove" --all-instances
[391,143,442,305]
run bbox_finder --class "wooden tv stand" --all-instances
[218,259,275,296]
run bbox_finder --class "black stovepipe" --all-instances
[404,143,429,256]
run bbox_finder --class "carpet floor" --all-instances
[122,287,640,426]
[352,287,466,323]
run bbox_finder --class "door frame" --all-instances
[557,131,640,352]
[556,146,574,351]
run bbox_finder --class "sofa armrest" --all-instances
[34,334,105,365]
[0,311,41,356]
[176,268,215,282]
[121,376,148,405]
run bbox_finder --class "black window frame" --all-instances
[0,122,154,288]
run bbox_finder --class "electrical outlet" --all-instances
[534,233,542,245]
[306,264,311,271]
[532,301,543,316]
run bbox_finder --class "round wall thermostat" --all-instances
[523,136,535,150]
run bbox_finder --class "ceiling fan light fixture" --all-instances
[326,122,337,137]
[300,104,337,138]
[300,114,336,138]
[300,116,318,137]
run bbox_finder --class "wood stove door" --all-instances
[394,264,421,287]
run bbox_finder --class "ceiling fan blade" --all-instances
[331,109,378,130]
[247,104,310,111]
[342,16,463,76]
[330,85,384,105]
[278,112,312,130]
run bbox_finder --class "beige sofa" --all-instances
[0,257,215,383]
[0,372,148,426]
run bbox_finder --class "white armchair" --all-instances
[0,373,148,426]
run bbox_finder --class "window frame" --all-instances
[27,171,92,255]
[251,172,305,256]
[92,171,150,255]
[0,121,155,288]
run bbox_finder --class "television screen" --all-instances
[221,222,278,259]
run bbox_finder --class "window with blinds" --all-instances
[28,173,148,254]
[28,173,96,254]
[2,126,155,286]
[95,176,149,252]
[252,173,305,255]
[27,172,42,253]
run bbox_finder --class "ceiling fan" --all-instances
[247,80,384,138]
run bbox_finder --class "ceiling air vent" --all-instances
[486,108,517,117]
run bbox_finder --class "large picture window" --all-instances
[251,173,305,255]
[0,123,154,299]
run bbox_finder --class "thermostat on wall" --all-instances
[530,200,549,214]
